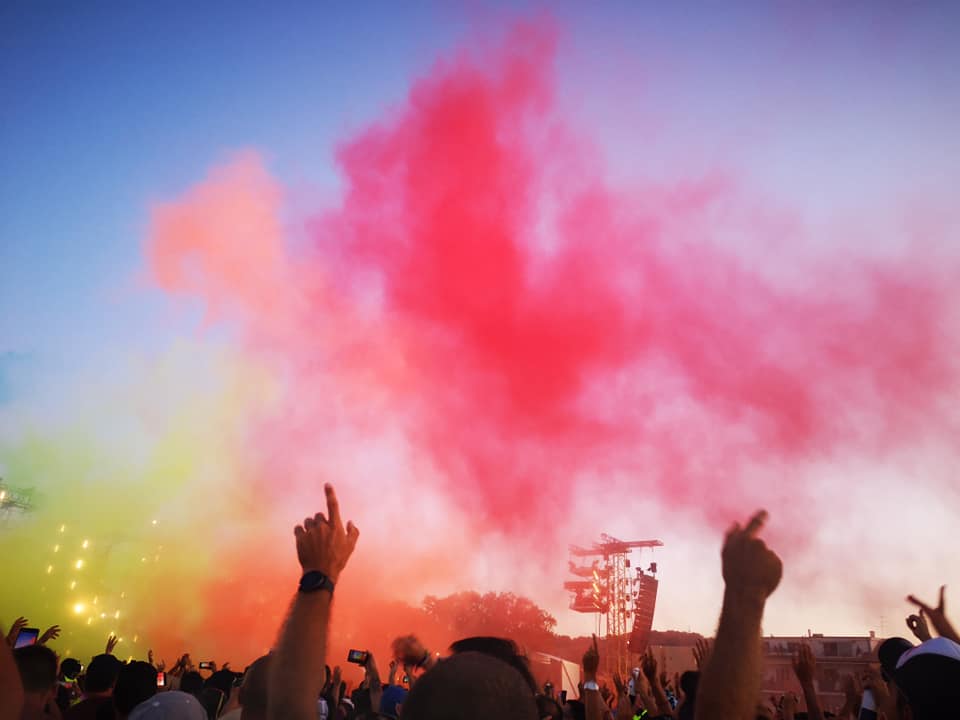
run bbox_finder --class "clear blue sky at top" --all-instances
[2,1,959,372]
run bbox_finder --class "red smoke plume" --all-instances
[147,18,960,653]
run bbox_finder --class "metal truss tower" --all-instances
[564,534,663,676]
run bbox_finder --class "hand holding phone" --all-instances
[347,649,369,665]
[156,672,166,688]
[198,661,215,671]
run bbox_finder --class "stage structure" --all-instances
[0,478,34,524]
[564,534,663,675]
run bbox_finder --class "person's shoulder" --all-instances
[64,697,108,720]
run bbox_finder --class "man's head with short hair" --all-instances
[205,669,235,701]
[114,661,159,717]
[85,653,123,694]
[448,637,538,694]
[403,651,538,720]
[179,670,204,696]
[15,644,59,712]
[15,644,58,694]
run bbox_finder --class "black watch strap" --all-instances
[298,570,335,594]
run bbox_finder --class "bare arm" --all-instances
[640,650,672,717]
[792,645,823,720]
[695,510,782,720]
[583,635,606,720]
[267,484,360,720]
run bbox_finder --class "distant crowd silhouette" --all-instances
[4,485,958,719]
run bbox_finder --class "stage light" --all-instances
[73,603,85,614]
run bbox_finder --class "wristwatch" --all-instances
[583,680,599,691]
[298,570,335,594]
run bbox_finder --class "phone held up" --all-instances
[15,628,40,649]
[347,649,369,665]
[198,661,215,671]
[156,672,166,688]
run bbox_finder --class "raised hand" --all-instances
[791,644,815,686]
[722,510,782,600]
[38,625,61,645]
[583,634,600,680]
[906,612,932,642]
[105,634,119,655]
[907,585,959,643]
[640,649,658,683]
[5,617,28,647]
[295,484,360,584]
[861,667,893,718]
[693,638,711,669]
[391,635,429,668]
[148,649,154,666]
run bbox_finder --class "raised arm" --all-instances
[582,635,607,720]
[694,510,782,720]
[267,484,360,720]
[640,649,672,717]
[792,644,823,720]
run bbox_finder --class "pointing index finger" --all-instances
[743,510,768,538]
[325,483,343,529]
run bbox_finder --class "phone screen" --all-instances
[346,649,369,665]
[157,672,166,688]
[15,628,40,648]
[198,662,214,670]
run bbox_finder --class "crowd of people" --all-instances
[3,485,958,719]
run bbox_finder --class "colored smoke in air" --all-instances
[151,19,959,538]
[3,15,960,664]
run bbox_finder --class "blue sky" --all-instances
[3,2,960,640]
[4,2,959,366]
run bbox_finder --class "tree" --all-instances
[422,591,557,649]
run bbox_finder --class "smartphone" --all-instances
[346,649,369,665]
[156,672,166,688]
[198,662,214,670]
[402,674,410,684]
[559,690,568,704]
[15,628,40,648]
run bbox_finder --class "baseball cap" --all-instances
[128,690,207,720]
[883,637,960,720]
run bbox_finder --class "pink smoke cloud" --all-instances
[147,16,960,571]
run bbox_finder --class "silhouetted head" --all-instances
[86,653,123,694]
[114,661,158,717]
[15,644,59,698]
[205,668,235,701]
[179,670,204,696]
[403,651,537,720]
[449,636,538,694]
